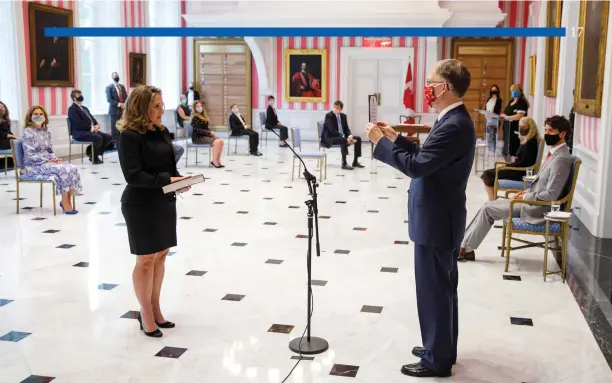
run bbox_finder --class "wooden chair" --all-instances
[291,127,326,181]
[500,158,581,282]
[494,138,545,199]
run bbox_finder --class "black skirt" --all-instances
[121,200,177,255]
[481,168,526,187]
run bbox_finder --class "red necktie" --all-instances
[117,86,123,103]
[546,152,552,161]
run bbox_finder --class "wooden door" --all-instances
[451,39,513,138]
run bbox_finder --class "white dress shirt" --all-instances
[436,101,464,122]
[187,91,194,106]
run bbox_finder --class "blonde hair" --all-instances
[519,117,540,143]
[24,105,49,129]
[510,83,530,108]
[193,100,209,122]
[117,85,165,134]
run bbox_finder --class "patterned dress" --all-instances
[22,127,82,195]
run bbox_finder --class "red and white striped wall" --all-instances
[122,0,147,92]
[22,0,76,116]
[251,37,420,112]
[575,114,600,153]
[543,96,556,119]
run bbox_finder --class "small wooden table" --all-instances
[371,124,432,157]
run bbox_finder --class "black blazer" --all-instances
[228,113,248,134]
[265,105,280,129]
[184,90,200,102]
[373,104,475,249]
[510,136,539,168]
[486,96,502,115]
[322,111,351,146]
[67,103,98,137]
[0,121,14,150]
[106,83,128,116]
[118,127,181,206]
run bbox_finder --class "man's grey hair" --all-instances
[435,59,471,98]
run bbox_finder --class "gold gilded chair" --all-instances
[494,139,545,199]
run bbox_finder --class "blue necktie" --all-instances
[337,115,344,136]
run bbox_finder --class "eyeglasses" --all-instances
[426,80,445,86]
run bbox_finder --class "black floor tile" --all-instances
[222,294,245,302]
[284,186,292,189]
[291,355,315,361]
[264,222,277,226]
[220,183,230,185]
[381,267,399,273]
[179,217,193,220]
[510,317,533,326]
[193,193,203,196]
[503,275,522,281]
[330,364,360,377]
[186,270,207,276]
[237,211,249,214]
[97,283,118,290]
[311,280,328,286]
[349,190,359,192]
[265,259,283,264]
[20,376,56,383]
[367,210,379,213]
[203,228,218,232]
[213,202,225,204]
[84,202,97,205]
[296,234,308,239]
[288,206,300,209]
[12,198,26,201]
[394,240,410,245]
[370,172,378,175]
[231,242,247,247]
[0,299,14,307]
[112,183,121,186]
[31,217,46,221]
[42,230,60,234]
[0,331,31,342]
[387,186,397,189]
[155,346,188,359]
[334,249,350,254]
[353,227,367,231]
[240,190,250,192]
[100,177,109,180]
[336,201,346,204]
[263,197,274,200]
[379,197,389,200]
[268,324,294,334]
[57,244,75,249]
[73,262,89,267]
[262,180,271,183]
[21,207,34,210]
[361,305,383,314]
[98,212,111,215]
[319,216,331,219]
[120,310,140,319]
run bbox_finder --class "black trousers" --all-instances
[328,136,362,164]
[110,111,123,144]
[267,124,289,141]
[233,129,259,153]
[74,131,112,157]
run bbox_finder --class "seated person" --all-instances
[0,101,19,150]
[228,104,262,156]
[481,116,540,200]
[265,95,288,147]
[322,100,364,170]
[176,95,192,131]
[22,105,82,214]
[459,115,573,262]
[191,100,225,168]
[67,90,112,164]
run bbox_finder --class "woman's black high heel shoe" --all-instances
[156,320,176,329]
[137,312,163,338]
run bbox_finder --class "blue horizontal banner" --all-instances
[45,27,566,38]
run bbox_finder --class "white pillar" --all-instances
[555,0,580,116]
[531,0,547,131]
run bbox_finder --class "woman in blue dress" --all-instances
[21,105,82,214]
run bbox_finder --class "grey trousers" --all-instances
[173,144,184,164]
[462,199,521,250]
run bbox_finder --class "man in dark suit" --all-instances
[321,100,364,170]
[265,96,288,147]
[229,104,262,156]
[184,81,200,107]
[106,72,128,148]
[68,90,112,165]
[367,59,474,378]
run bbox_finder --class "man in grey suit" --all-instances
[460,115,573,261]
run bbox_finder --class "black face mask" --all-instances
[114,77,120,83]
[76,95,84,102]
[519,128,529,136]
[490,90,498,96]
[189,86,194,90]
[544,133,561,146]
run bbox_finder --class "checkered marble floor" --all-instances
[0,140,610,383]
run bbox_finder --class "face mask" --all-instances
[189,86,194,90]
[195,107,203,113]
[32,115,45,125]
[490,90,498,96]
[181,99,187,105]
[424,85,437,108]
[544,133,561,146]
[114,77,120,83]
[232,108,239,114]
[511,91,520,98]
[0,109,5,116]
[519,128,529,136]
[76,95,84,102]
[269,100,275,106]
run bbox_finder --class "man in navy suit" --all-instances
[105,72,128,148]
[367,59,474,378]
[68,90,112,164]
[321,100,364,170]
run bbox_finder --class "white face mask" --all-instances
[32,115,45,125]
[232,108,239,114]
[195,107,203,113]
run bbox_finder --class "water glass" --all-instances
[551,202,561,213]
[526,168,533,177]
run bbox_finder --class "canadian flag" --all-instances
[403,61,415,115]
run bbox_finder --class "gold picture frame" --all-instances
[529,55,536,96]
[284,49,328,103]
[544,0,562,97]
[574,0,609,117]
[128,53,147,87]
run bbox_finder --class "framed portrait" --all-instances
[284,49,327,103]
[574,0,609,117]
[529,56,536,96]
[129,53,147,87]
[544,0,562,97]
[28,3,74,87]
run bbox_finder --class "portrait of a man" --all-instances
[285,49,327,103]
[28,3,74,87]
[129,53,147,87]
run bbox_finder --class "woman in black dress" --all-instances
[118,85,190,338]
[191,100,225,168]
[0,101,18,150]
[484,85,502,153]
[481,116,540,200]
[500,83,529,158]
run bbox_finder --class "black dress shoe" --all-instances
[137,312,163,338]
[412,346,456,365]
[342,164,354,170]
[156,320,176,329]
[401,362,451,378]
[352,162,365,168]
[458,249,476,262]
[251,151,263,156]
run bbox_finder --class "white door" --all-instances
[377,59,406,126]
[349,59,378,140]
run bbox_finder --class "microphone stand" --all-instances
[266,126,329,355]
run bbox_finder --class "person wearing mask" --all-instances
[366,59,475,377]
[118,85,190,338]
[176,95,192,130]
[229,104,262,156]
[105,72,128,148]
[459,115,573,262]
[500,84,529,159]
[484,84,502,153]
[67,90,112,164]
[265,95,288,147]
[480,117,540,201]
[0,101,18,150]
[22,105,82,214]
[184,81,200,107]
[322,100,364,170]
[191,100,225,168]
